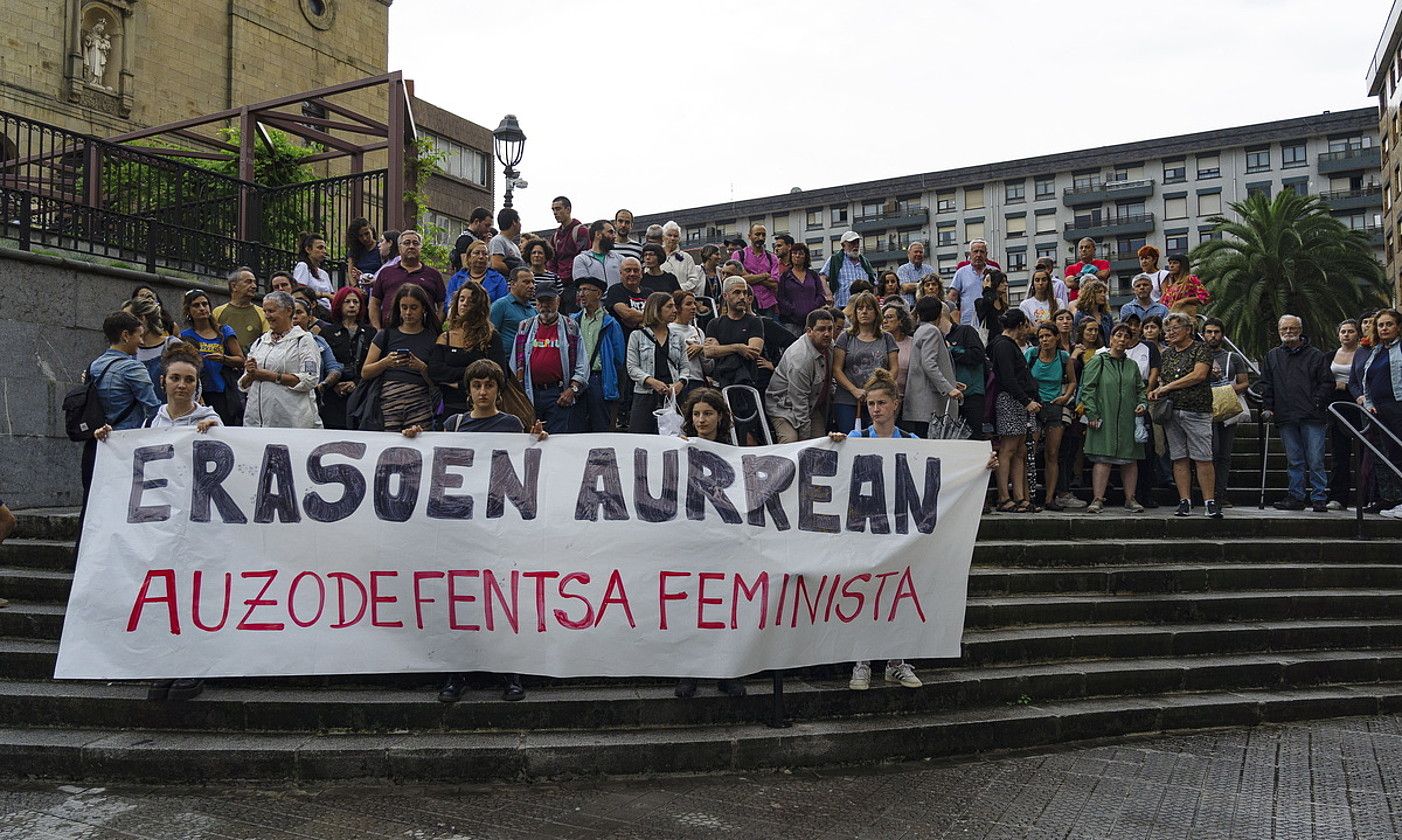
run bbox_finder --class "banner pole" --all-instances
[767,671,791,728]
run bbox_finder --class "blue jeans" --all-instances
[574,371,617,433]
[532,384,576,435]
[1279,421,1327,503]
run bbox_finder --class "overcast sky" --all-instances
[389,0,1386,232]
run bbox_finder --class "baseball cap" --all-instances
[841,230,860,243]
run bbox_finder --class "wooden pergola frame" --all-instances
[105,71,416,238]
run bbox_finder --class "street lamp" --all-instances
[492,114,526,210]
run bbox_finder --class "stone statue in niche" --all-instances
[82,19,112,88]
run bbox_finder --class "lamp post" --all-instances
[492,114,526,210]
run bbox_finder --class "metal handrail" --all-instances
[1194,314,1262,377]
[1328,401,1402,539]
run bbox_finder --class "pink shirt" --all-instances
[732,247,781,311]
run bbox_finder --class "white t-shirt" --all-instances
[1144,269,1169,302]
[1019,296,1067,326]
[294,262,334,300]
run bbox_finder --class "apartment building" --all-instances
[1369,0,1402,302]
[636,109,1381,303]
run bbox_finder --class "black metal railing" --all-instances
[1327,402,1402,540]
[1319,147,1375,162]
[1,111,391,288]
[1318,186,1383,202]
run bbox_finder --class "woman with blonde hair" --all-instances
[833,291,899,432]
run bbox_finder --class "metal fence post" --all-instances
[144,222,157,274]
[17,190,32,251]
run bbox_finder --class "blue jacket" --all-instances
[572,309,626,401]
[447,269,509,303]
[1363,339,1402,411]
[89,349,160,430]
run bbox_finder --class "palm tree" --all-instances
[1191,191,1389,360]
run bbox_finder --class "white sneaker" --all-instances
[1055,491,1088,509]
[849,661,871,690]
[1326,500,1344,511]
[1381,505,1402,519]
[884,661,922,688]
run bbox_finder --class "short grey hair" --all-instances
[1278,314,1303,328]
[723,276,749,294]
[907,241,925,251]
[226,266,254,287]
[645,224,664,239]
[723,259,745,274]
[967,238,988,250]
[1131,273,1154,286]
[262,290,295,314]
[662,220,681,236]
[1162,312,1194,332]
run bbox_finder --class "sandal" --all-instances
[1012,499,1038,513]
[995,500,1018,513]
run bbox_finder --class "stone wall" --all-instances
[0,248,226,509]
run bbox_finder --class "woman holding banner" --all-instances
[403,358,542,702]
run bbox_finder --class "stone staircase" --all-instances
[2,496,1400,783]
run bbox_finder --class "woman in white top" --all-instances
[239,291,323,428]
[1327,319,1362,508]
[293,232,335,305]
[668,289,707,394]
[1019,268,1065,327]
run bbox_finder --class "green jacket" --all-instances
[1080,352,1147,462]
[821,252,877,296]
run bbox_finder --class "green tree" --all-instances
[1191,191,1388,360]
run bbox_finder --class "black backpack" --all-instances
[63,359,137,442]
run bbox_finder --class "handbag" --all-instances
[345,377,384,431]
[1211,385,1246,423]
[1148,396,1174,424]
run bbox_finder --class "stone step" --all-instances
[0,638,61,679]
[974,538,1401,567]
[0,540,74,571]
[2,649,1398,736]
[0,567,73,602]
[2,681,1398,782]
[959,618,1402,665]
[12,510,79,542]
[962,589,1402,629]
[973,513,1402,540]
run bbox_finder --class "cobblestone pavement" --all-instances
[2,714,1401,839]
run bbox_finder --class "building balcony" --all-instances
[1318,186,1383,212]
[1063,213,1156,242]
[1365,224,1384,247]
[1317,147,1381,175]
[682,233,728,250]
[866,248,910,264]
[852,208,929,233]
[1062,178,1156,208]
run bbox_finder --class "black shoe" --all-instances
[1205,500,1224,520]
[717,679,747,697]
[1273,497,1306,511]
[147,679,174,701]
[167,678,204,701]
[1174,499,1191,517]
[502,674,525,702]
[1311,502,1329,513]
[438,674,467,704]
[674,678,698,698]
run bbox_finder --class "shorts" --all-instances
[994,391,1032,438]
[1164,408,1213,462]
[1036,403,1065,429]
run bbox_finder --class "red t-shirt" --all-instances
[527,322,564,384]
[1063,259,1110,279]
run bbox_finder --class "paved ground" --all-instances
[2,714,1400,839]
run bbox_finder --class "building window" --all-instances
[1115,237,1147,260]
[965,220,985,242]
[1197,154,1220,179]
[805,208,822,229]
[1035,243,1058,262]
[1282,142,1307,168]
[1246,183,1272,199]
[938,255,958,276]
[1200,231,1222,244]
[1072,172,1101,191]
[1328,135,1373,153]
[936,191,956,212]
[964,187,985,210]
[1165,234,1189,253]
[1199,193,1223,216]
[1115,201,1145,219]
[1339,212,1367,230]
[1035,176,1055,199]
[859,200,883,219]
[424,132,489,186]
[1005,181,1026,202]
[863,233,883,253]
[1163,160,1186,183]
[1164,196,1188,220]
[1006,251,1027,272]
[830,206,848,225]
[937,226,957,247]
[423,210,466,248]
[686,225,703,242]
[1006,216,1027,238]
[1035,213,1056,235]
[1245,147,1270,173]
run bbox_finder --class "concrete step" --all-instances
[0,540,74,571]
[959,618,1402,664]
[2,649,1398,736]
[0,567,72,602]
[0,601,64,640]
[11,510,79,542]
[967,563,1402,596]
[973,513,1402,540]
[2,681,1398,782]
[962,589,1402,629]
[973,538,1401,567]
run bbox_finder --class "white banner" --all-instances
[55,429,988,680]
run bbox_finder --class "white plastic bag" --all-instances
[655,388,684,437]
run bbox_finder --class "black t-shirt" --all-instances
[605,284,649,334]
[706,313,765,386]
[372,328,438,385]
[641,272,680,296]
[443,412,525,433]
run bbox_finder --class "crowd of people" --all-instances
[69,201,1402,701]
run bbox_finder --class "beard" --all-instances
[599,240,614,253]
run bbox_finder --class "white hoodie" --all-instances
[148,403,222,429]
